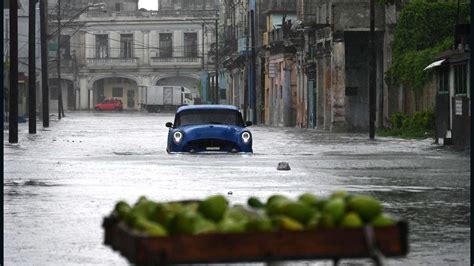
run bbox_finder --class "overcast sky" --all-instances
[138,0,158,10]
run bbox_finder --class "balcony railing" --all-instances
[86,57,138,66]
[86,9,217,18]
[150,57,201,65]
[147,9,216,18]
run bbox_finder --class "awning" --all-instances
[423,59,446,71]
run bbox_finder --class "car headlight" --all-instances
[173,131,183,144]
[241,131,251,144]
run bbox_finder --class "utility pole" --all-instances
[244,17,249,121]
[57,0,65,119]
[250,9,256,123]
[201,22,206,103]
[215,18,219,104]
[368,0,376,139]
[40,0,49,127]
[28,0,37,134]
[202,23,205,70]
[9,0,19,143]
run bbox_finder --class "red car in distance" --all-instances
[95,98,124,111]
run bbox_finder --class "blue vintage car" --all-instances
[166,105,253,153]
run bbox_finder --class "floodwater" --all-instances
[4,111,470,265]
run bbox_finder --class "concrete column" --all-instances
[330,41,347,132]
[89,90,94,110]
[317,58,324,129]
[110,32,120,58]
[85,33,93,59]
[377,40,384,129]
[383,4,397,126]
[75,88,80,110]
[269,77,273,126]
[323,55,331,131]
[174,30,183,57]
[79,77,89,110]
[283,60,292,127]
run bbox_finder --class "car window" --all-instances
[175,109,244,127]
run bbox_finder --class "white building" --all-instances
[56,0,218,110]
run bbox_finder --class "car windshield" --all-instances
[174,109,244,127]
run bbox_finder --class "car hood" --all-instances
[178,124,245,141]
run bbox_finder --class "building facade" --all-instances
[55,0,218,111]
[291,0,391,131]
[428,25,470,150]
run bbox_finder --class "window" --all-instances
[95,34,109,58]
[175,109,244,127]
[184,33,198,58]
[115,3,122,11]
[120,34,133,58]
[112,87,123,97]
[438,66,449,94]
[159,33,173,58]
[454,64,467,95]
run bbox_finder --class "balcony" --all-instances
[86,57,138,67]
[150,57,202,66]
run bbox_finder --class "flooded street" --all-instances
[4,112,470,265]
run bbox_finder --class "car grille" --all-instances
[183,139,240,153]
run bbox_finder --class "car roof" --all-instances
[176,104,240,113]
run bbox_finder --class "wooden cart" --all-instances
[103,214,408,265]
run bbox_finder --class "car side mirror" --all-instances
[165,122,173,128]
[245,121,253,127]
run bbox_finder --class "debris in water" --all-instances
[277,162,291,171]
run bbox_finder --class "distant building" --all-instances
[289,0,391,132]
[221,0,297,122]
[55,0,218,110]
[426,24,470,150]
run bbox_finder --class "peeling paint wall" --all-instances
[331,40,346,132]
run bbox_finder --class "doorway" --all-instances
[127,90,134,108]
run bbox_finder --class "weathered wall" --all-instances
[317,56,325,128]
[324,54,332,130]
[332,2,385,31]
[344,31,369,131]
[331,40,347,132]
